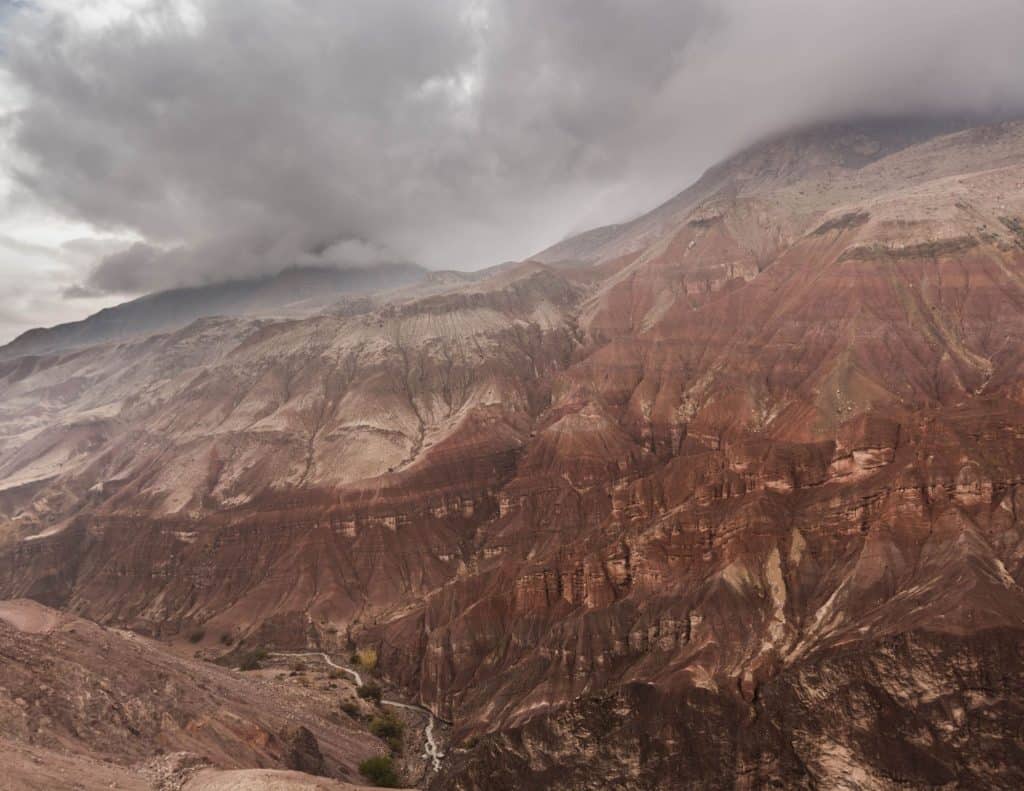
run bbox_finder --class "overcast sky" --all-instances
[0,0,1023,343]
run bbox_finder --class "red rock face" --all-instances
[3,119,1024,788]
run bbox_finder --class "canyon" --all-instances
[2,118,1024,788]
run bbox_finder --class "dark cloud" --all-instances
[61,283,103,299]
[87,242,169,293]
[2,0,1023,296]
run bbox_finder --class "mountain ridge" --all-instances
[0,262,427,360]
[2,117,1024,789]
[535,115,1009,266]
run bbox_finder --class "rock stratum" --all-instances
[2,118,1024,789]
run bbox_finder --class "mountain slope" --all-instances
[0,599,404,789]
[533,116,993,267]
[2,118,1024,789]
[0,263,426,360]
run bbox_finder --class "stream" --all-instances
[269,651,444,773]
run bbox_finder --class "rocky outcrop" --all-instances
[280,726,325,776]
[436,630,1024,790]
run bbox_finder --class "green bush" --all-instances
[369,712,403,739]
[237,648,268,671]
[357,681,383,704]
[369,711,404,753]
[359,755,400,787]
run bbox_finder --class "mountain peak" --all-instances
[536,115,1018,266]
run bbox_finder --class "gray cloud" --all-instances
[0,232,124,341]
[2,0,1023,298]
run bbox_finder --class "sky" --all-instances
[0,0,1023,343]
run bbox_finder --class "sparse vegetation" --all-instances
[357,681,383,704]
[369,711,405,753]
[340,701,360,717]
[353,647,378,670]
[187,629,205,644]
[369,711,404,740]
[219,632,233,646]
[358,755,400,787]
[289,660,306,672]
[237,648,268,671]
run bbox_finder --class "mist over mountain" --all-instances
[0,262,426,359]
[1,0,1023,344]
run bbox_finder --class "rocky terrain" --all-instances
[2,118,1024,788]
[0,598,419,789]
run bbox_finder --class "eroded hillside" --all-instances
[2,119,1024,789]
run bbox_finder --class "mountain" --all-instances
[0,598,410,790]
[0,263,427,360]
[533,116,985,267]
[2,118,1024,789]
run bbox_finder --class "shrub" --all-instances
[356,682,382,704]
[289,661,306,673]
[358,755,400,787]
[369,711,404,753]
[219,632,233,646]
[369,712,403,740]
[237,648,268,671]
[340,701,360,717]
[356,647,378,670]
[187,629,205,644]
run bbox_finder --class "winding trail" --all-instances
[269,652,444,772]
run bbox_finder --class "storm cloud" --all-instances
[1,0,1023,301]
